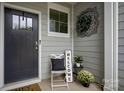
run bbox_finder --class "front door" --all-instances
[4,7,39,84]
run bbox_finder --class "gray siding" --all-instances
[73,3,104,84]
[118,2,124,91]
[8,2,72,79]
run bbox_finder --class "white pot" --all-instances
[76,63,80,67]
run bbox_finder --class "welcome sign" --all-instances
[65,50,73,82]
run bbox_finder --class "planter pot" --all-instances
[76,63,80,67]
[82,83,90,87]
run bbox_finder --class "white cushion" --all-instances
[50,54,64,59]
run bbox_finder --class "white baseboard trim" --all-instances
[0,78,41,91]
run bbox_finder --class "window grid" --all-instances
[12,14,33,31]
[50,8,68,34]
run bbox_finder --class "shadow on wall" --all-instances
[74,2,104,84]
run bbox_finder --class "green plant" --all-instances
[74,56,83,63]
[77,70,95,87]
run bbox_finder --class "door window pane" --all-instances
[12,15,19,30]
[20,16,26,30]
[60,23,68,33]
[27,18,32,31]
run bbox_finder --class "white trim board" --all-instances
[0,3,42,90]
[104,2,114,91]
[104,2,119,91]
[113,2,118,91]
[71,4,74,64]
[0,3,4,88]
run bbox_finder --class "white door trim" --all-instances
[0,2,42,90]
[0,2,4,89]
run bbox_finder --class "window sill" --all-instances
[48,32,70,38]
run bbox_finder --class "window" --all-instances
[48,3,70,37]
[12,14,32,31]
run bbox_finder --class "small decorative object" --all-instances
[77,70,95,87]
[65,50,73,82]
[76,7,98,38]
[74,56,83,67]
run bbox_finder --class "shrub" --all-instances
[77,70,95,87]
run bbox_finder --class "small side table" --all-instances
[73,64,83,81]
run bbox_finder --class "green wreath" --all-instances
[76,7,98,38]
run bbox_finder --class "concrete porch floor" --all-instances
[39,78,102,91]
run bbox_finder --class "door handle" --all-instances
[35,40,41,50]
[35,41,38,46]
[35,46,38,50]
[35,40,41,46]
[35,41,38,50]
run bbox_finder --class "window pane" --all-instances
[50,9,59,21]
[60,12,68,23]
[12,15,19,30]
[50,20,55,32]
[50,20,59,32]
[55,21,59,32]
[60,23,68,33]
[20,16,26,30]
[27,18,32,31]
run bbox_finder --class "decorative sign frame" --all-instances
[65,50,73,82]
[76,7,99,38]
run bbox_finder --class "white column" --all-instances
[0,2,4,88]
[113,2,118,91]
[104,2,114,91]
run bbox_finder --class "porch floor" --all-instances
[39,78,102,91]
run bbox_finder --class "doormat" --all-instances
[11,83,41,91]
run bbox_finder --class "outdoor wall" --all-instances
[0,2,105,84]
[73,3,104,84]
[7,2,73,79]
[118,2,124,91]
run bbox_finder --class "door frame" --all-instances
[0,3,42,90]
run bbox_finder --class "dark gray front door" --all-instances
[4,7,38,84]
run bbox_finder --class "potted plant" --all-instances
[77,70,95,87]
[74,56,83,67]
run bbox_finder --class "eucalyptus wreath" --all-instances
[76,7,98,38]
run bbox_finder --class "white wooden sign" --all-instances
[65,50,73,82]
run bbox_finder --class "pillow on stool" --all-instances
[51,58,65,71]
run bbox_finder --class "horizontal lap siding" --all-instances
[8,2,72,79]
[74,3,104,84]
[119,2,124,91]
[41,3,72,79]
